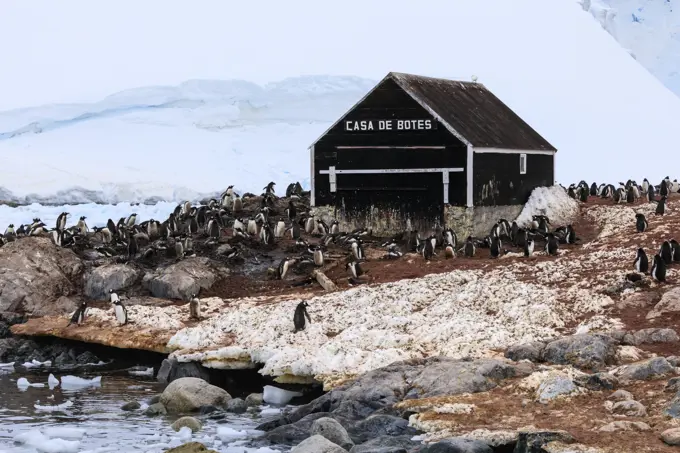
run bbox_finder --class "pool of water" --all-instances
[0,369,284,453]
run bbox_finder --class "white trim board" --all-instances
[473,147,556,155]
[466,144,474,208]
[310,145,316,207]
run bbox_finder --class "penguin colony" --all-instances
[1,176,677,332]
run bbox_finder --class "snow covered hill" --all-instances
[1,0,679,205]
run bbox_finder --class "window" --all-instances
[519,153,527,174]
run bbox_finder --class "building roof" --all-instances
[310,72,557,151]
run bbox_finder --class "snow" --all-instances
[0,2,680,204]
[33,401,74,412]
[127,367,154,377]
[515,186,580,228]
[44,427,87,440]
[262,385,303,405]
[216,426,250,442]
[13,429,80,453]
[59,375,102,390]
[22,359,52,369]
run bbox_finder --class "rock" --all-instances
[157,358,211,384]
[536,376,579,404]
[160,377,231,413]
[665,395,680,418]
[606,330,627,343]
[598,421,651,432]
[541,334,617,371]
[348,415,416,444]
[148,395,161,405]
[257,423,311,446]
[514,431,575,453]
[171,416,202,433]
[505,342,546,362]
[665,377,680,393]
[291,435,347,453]
[311,417,354,451]
[611,400,647,417]
[245,393,264,407]
[616,345,644,363]
[573,372,618,391]
[617,357,674,382]
[667,356,680,367]
[608,390,634,402]
[622,328,680,345]
[199,405,219,415]
[349,435,418,453]
[0,312,26,338]
[647,287,680,319]
[0,338,17,361]
[54,351,75,367]
[661,428,680,446]
[146,257,222,300]
[144,402,167,416]
[75,351,100,365]
[0,238,83,315]
[417,437,493,452]
[225,398,247,414]
[166,442,218,453]
[84,264,140,300]
[121,401,141,411]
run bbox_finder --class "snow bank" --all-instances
[60,375,101,390]
[515,186,579,228]
[262,385,303,405]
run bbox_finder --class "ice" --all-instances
[216,426,250,442]
[22,359,52,368]
[262,385,303,405]
[515,186,580,228]
[259,406,283,416]
[176,426,192,442]
[17,377,45,389]
[44,427,86,440]
[34,401,74,412]
[13,429,81,453]
[60,375,102,390]
[0,362,14,368]
[127,367,154,377]
[48,373,60,389]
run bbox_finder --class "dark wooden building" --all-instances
[308,72,556,236]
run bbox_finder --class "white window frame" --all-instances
[519,153,527,175]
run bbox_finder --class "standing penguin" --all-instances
[565,225,576,244]
[67,301,88,327]
[207,216,220,239]
[330,220,340,235]
[113,299,128,325]
[651,254,667,282]
[278,257,294,280]
[313,246,324,266]
[189,294,201,320]
[490,236,502,258]
[109,289,120,303]
[422,236,434,260]
[232,194,243,213]
[56,212,69,231]
[443,228,457,250]
[656,196,667,216]
[464,236,476,257]
[626,186,636,203]
[175,237,185,259]
[304,215,316,234]
[285,201,297,222]
[545,233,559,256]
[635,213,648,233]
[589,182,598,196]
[126,213,137,227]
[647,184,656,202]
[634,248,649,273]
[660,240,673,265]
[444,241,455,259]
[524,233,535,257]
[274,218,286,238]
[127,233,138,259]
[641,178,649,194]
[660,179,669,197]
[671,239,680,262]
[350,238,365,261]
[293,301,311,332]
[579,187,588,202]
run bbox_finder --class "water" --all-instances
[0,370,282,453]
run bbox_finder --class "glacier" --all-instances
[0,0,679,206]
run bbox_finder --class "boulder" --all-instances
[349,435,419,453]
[541,334,617,371]
[647,287,680,319]
[608,390,634,402]
[661,428,680,446]
[145,402,167,416]
[622,328,679,346]
[225,398,247,414]
[290,435,347,453]
[665,377,680,393]
[121,401,141,411]
[611,400,647,417]
[617,357,674,382]
[0,238,83,315]
[598,421,650,432]
[245,393,264,407]
[166,443,218,453]
[171,416,202,433]
[311,417,354,450]
[0,312,26,339]
[536,376,579,404]
[84,264,140,300]
[417,438,493,452]
[667,356,680,367]
[514,431,574,453]
[573,372,618,391]
[348,415,416,444]
[157,358,211,384]
[160,377,231,413]
[505,342,546,363]
[145,257,223,300]
[665,394,680,419]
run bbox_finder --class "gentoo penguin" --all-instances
[634,248,649,273]
[350,238,365,261]
[127,233,138,258]
[565,225,576,244]
[233,218,244,232]
[490,236,502,258]
[175,238,185,259]
[189,294,201,320]
[67,302,88,327]
[304,216,316,234]
[538,216,550,234]
[641,178,649,194]
[524,233,534,257]
[181,201,192,217]
[635,213,648,233]
[76,216,89,234]
[274,218,286,238]
[422,236,434,260]
[656,196,667,216]
[50,229,64,247]
[206,216,219,239]
[590,182,598,196]
[660,179,669,197]
[626,186,636,203]
[443,228,457,249]
[126,213,137,227]
[113,299,128,325]
[263,181,276,195]
[545,233,559,256]
[386,242,403,259]
[187,217,199,235]
[247,219,258,236]
[109,288,120,304]
[56,212,68,231]
[293,301,311,332]
[464,236,476,257]
[287,222,301,240]
[330,220,340,235]
[232,194,243,213]
[579,186,588,202]
[429,235,437,255]
[313,246,324,266]
[660,240,673,265]
[444,242,455,259]
[4,224,15,241]
[567,185,576,199]
[285,201,296,222]
[346,261,364,279]
[260,224,273,244]
[647,184,656,202]
[671,239,680,262]
[651,254,667,282]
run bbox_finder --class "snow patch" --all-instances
[515,186,579,228]
[33,401,74,412]
[60,375,102,390]
[262,385,303,405]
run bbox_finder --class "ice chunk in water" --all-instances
[177,426,192,442]
[216,426,249,442]
[17,377,45,389]
[34,401,74,412]
[60,375,102,390]
[44,427,86,439]
[262,385,302,405]
[13,429,80,453]
[48,374,60,389]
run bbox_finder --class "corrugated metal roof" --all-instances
[388,72,556,151]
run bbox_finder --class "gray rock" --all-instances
[146,258,223,300]
[665,377,680,393]
[145,402,167,416]
[622,328,680,346]
[647,287,680,319]
[159,377,231,413]
[573,372,618,391]
[148,395,161,405]
[225,398,247,414]
[536,376,579,404]
[171,416,202,433]
[84,264,140,300]
[348,415,416,444]
[611,400,647,417]
[667,356,680,367]
[618,357,674,382]
[75,351,100,365]
[54,351,74,367]
[661,428,680,446]
[598,421,651,432]
[245,393,264,407]
[418,437,493,452]
[121,401,141,411]
[349,435,418,453]
[541,334,617,371]
[157,358,211,384]
[258,422,314,446]
[0,338,17,361]
[505,342,546,362]
[199,405,219,415]
[311,417,354,451]
[665,395,680,419]
[0,238,83,315]
[607,330,627,343]
[290,435,347,453]
[514,431,574,453]
[608,389,634,402]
